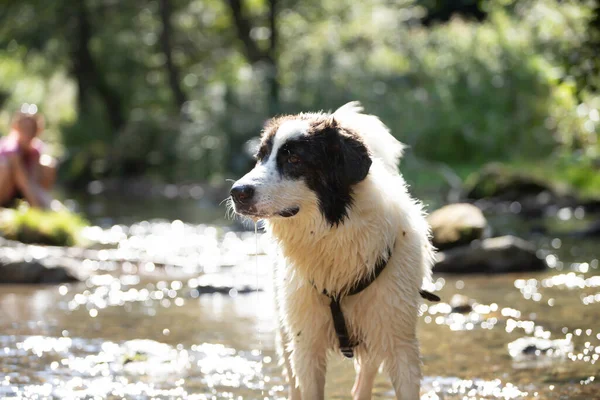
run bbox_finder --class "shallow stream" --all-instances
[1,193,599,399]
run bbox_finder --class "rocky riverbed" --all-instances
[1,191,599,399]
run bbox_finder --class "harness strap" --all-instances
[316,244,441,359]
[419,289,441,302]
[329,298,354,358]
[320,246,393,359]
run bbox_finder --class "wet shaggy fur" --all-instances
[230,102,435,400]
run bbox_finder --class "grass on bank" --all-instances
[0,204,89,247]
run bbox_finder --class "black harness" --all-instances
[315,246,441,358]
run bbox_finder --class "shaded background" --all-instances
[1,0,599,203]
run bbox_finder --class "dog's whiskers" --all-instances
[219,196,231,206]
[223,198,237,221]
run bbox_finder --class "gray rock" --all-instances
[196,284,260,295]
[191,274,262,296]
[434,235,547,274]
[460,163,587,216]
[0,259,82,284]
[428,203,488,250]
[508,336,573,369]
[565,219,600,238]
[463,163,557,200]
[449,294,473,313]
[119,339,189,375]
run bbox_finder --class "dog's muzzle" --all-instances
[230,184,255,204]
[230,184,257,215]
[230,183,300,218]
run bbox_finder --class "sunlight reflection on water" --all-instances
[1,215,599,399]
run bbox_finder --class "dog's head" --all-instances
[229,113,372,226]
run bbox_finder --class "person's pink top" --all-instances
[0,133,43,169]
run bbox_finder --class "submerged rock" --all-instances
[118,339,190,375]
[449,294,474,314]
[434,235,547,274]
[428,203,488,250]
[0,237,87,284]
[508,336,573,369]
[0,259,82,284]
[193,274,262,295]
[63,339,190,379]
[196,284,259,295]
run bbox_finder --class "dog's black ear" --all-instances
[339,132,372,185]
[319,117,372,185]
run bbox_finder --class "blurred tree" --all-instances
[0,0,125,132]
[576,1,600,95]
[0,0,597,192]
[158,0,187,111]
[67,0,125,133]
[224,0,279,114]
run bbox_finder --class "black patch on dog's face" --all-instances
[255,135,274,163]
[262,117,372,225]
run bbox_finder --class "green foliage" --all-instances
[275,0,597,165]
[0,54,74,152]
[0,0,597,191]
[0,205,89,246]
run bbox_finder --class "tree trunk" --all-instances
[224,0,280,114]
[267,0,279,115]
[71,53,91,116]
[224,0,267,64]
[71,0,125,134]
[68,2,91,116]
[158,0,187,111]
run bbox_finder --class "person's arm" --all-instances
[7,154,48,208]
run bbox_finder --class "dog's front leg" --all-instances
[351,355,381,400]
[277,328,302,400]
[290,343,327,400]
[384,340,422,400]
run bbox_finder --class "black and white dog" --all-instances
[230,102,435,400]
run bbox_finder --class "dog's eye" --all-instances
[288,154,301,164]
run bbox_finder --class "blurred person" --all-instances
[0,104,58,209]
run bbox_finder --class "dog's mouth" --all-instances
[233,203,300,219]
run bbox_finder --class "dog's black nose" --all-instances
[230,185,255,203]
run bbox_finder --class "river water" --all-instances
[0,192,599,399]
